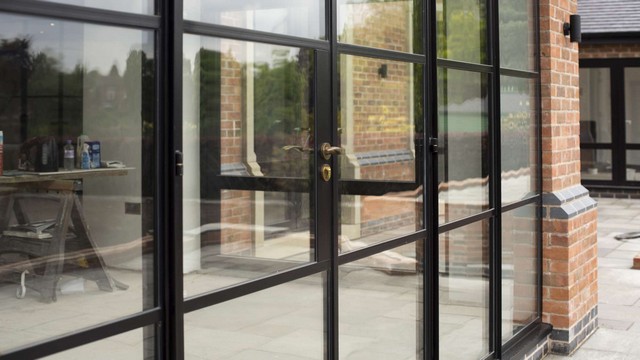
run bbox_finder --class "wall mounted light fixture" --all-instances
[378,64,388,78]
[563,14,582,43]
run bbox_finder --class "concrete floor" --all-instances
[547,197,640,360]
[1,197,639,359]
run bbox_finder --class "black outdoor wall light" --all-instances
[378,64,388,78]
[563,14,581,43]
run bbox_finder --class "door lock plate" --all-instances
[321,164,332,182]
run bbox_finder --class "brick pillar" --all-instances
[539,0,599,354]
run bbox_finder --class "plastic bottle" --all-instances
[63,140,74,170]
[81,143,91,169]
[76,134,90,168]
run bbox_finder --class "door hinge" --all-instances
[429,137,438,154]
[175,150,184,177]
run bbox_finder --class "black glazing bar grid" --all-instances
[0,0,160,29]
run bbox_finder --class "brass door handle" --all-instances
[320,142,343,160]
[282,145,313,153]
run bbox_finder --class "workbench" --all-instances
[0,168,132,302]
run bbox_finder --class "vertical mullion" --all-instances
[162,0,184,357]
[534,0,544,328]
[489,0,502,356]
[612,64,626,185]
[328,0,339,358]
[425,0,439,358]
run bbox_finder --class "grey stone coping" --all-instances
[354,149,414,166]
[221,163,249,176]
[542,185,598,220]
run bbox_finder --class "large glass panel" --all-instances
[501,76,538,204]
[579,68,611,144]
[626,151,640,182]
[436,0,488,64]
[183,35,314,296]
[184,0,324,40]
[439,220,489,359]
[338,55,424,251]
[0,14,154,352]
[43,327,152,359]
[625,68,640,144]
[337,0,423,54]
[339,240,423,359]
[581,149,612,181]
[437,68,489,224]
[185,273,324,359]
[499,0,535,71]
[502,204,538,343]
[37,0,153,14]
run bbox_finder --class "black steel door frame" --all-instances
[0,0,545,359]
[581,58,640,188]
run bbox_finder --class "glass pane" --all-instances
[625,68,640,144]
[501,76,538,204]
[0,14,154,352]
[184,0,324,40]
[43,327,152,359]
[579,68,611,143]
[439,220,489,359]
[37,0,152,14]
[337,0,423,54]
[438,68,489,224]
[581,149,612,181]
[183,35,314,296]
[338,55,424,252]
[436,0,488,64]
[339,240,423,359]
[499,0,535,71]
[502,204,538,343]
[626,151,640,182]
[185,273,324,359]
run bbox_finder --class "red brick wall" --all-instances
[540,4,581,192]
[219,48,252,255]
[542,210,598,328]
[540,0,599,354]
[580,43,640,59]
[344,6,418,231]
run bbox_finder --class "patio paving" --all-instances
[546,197,640,360]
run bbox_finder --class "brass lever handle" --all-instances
[320,142,343,160]
[282,145,313,153]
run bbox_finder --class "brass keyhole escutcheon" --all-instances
[321,164,332,182]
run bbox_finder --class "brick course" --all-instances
[580,43,640,59]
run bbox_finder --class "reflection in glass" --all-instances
[338,55,424,251]
[43,327,151,359]
[437,68,489,224]
[626,151,640,182]
[0,14,154,352]
[37,0,153,14]
[499,0,535,70]
[184,0,324,40]
[185,274,324,359]
[183,35,314,296]
[579,68,611,144]
[581,149,612,181]
[502,204,538,343]
[439,220,489,360]
[338,0,423,54]
[501,76,538,204]
[625,68,640,144]
[436,0,488,63]
[339,241,423,359]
